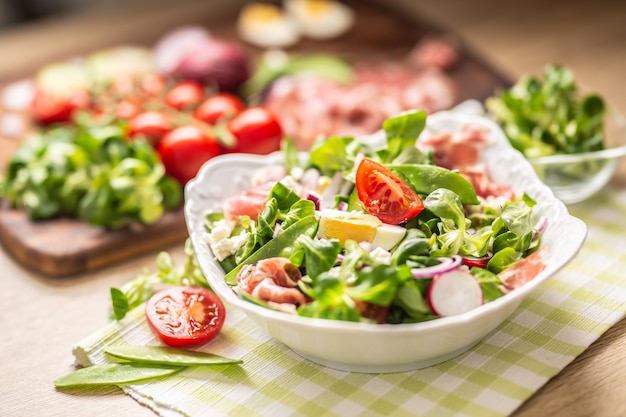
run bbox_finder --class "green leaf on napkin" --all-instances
[54,363,181,388]
[105,346,242,367]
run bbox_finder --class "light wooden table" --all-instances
[1,1,625,416]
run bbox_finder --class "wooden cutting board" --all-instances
[0,204,188,277]
[0,0,510,277]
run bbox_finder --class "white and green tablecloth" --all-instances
[73,187,626,417]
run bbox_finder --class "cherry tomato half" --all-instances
[194,92,245,125]
[355,158,424,225]
[145,286,226,348]
[227,107,283,155]
[128,111,172,142]
[157,125,222,184]
[165,80,205,110]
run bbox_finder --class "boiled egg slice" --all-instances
[237,3,300,48]
[316,209,406,251]
[285,0,355,40]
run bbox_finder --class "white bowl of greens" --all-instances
[185,110,586,373]
[486,64,626,205]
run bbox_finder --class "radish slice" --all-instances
[411,255,462,279]
[427,269,483,317]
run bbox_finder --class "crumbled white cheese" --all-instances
[369,246,392,265]
[205,219,249,261]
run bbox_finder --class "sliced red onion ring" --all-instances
[462,254,492,269]
[306,192,321,210]
[533,216,548,240]
[411,255,462,279]
[337,201,348,211]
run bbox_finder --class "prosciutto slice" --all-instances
[236,257,306,306]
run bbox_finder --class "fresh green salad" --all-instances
[0,120,181,228]
[486,64,606,158]
[203,110,547,324]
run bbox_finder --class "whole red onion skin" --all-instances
[173,39,250,92]
[153,26,212,75]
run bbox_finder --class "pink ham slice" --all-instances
[263,64,458,150]
[498,247,549,293]
[236,257,306,306]
[223,182,274,222]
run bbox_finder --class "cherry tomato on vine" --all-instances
[193,92,245,125]
[157,125,222,184]
[128,111,172,142]
[31,88,89,125]
[226,107,283,155]
[115,97,142,119]
[145,286,226,348]
[140,73,166,97]
[355,158,424,225]
[164,80,205,110]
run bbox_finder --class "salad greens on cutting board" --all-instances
[0,122,180,229]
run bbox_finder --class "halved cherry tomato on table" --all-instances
[164,80,205,110]
[145,286,226,348]
[355,158,424,225]
[157,124,222,184]
[226,107,283,155]
[193,92,245,125]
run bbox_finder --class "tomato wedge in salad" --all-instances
[145,286,226,348]
[355,158,424,225]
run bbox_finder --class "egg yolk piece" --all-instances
[285,0,354,40]
[237,3,299,48]
[316,209,406,250]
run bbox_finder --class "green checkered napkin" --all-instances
[73,188,626,417]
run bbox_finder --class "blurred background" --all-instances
[0,0,135,27]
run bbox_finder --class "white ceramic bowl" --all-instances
[184,111,586,373]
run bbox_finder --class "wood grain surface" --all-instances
[1,0,625,416]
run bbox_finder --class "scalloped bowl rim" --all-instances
[184,111,587,372]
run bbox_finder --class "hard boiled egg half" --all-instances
[237,3,299,48]
[316,209,406,251]
[285,0,355,40]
